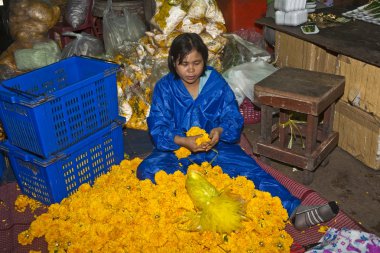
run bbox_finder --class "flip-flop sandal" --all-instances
[291,201,339,230]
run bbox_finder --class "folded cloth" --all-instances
[306,227,380,253]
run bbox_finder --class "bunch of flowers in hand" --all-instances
[174,126,211,159]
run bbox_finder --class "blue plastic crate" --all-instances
[0,119,124,205]
[0,56,120,158]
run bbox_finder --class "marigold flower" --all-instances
[318,225,329,233]
[174,147,192,159]
[15,195,42,213]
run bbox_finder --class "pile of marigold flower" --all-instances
[18,158,293,252]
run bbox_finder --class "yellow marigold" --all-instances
[186,126,211,146]
[174,147,192,159]
[14,194,43,213]
[318,225,329,233]
[18,230,34,246]
[113,54,124,64]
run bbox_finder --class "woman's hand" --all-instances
[205,127,223,151]
[174,135,208,153]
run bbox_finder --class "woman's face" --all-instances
[175,49,205,87]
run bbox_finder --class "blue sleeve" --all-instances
[215,74,244,143]
[147,77,184,151]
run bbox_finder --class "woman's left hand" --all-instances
[205,127,223,151]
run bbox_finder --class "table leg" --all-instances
[305,114,318,155]
[322,103,335,138]
[260,105,274,143]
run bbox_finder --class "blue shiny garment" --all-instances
[137,66,300,215]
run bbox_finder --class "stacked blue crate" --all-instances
[0,56,124,205]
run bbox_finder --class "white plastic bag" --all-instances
[65,0,91,29]
[61,32,105,58]
[223,61,278,105]
[102,0,146,57]
[222,33,271,71]
[14,40,61,70]
[151,3,186,35]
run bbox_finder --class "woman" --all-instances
[137,32,338,230]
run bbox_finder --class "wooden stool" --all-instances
[253,67,345,184]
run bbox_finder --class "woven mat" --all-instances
[0,134,363,252]
[0,183,47,253]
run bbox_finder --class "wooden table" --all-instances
[254,67,345,183]
[256,8,380,170]
[256,6,380,67]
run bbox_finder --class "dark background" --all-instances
[0,0,12,53]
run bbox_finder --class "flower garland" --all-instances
[17,158,292,252]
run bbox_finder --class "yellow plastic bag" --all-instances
[185,169,245,234]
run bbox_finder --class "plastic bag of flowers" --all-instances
[114,53,152,130]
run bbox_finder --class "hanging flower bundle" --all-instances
[17,158,293,252]
[114,53,153,130]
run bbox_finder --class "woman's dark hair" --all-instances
[168,33,208,78]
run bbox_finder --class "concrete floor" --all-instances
[243,123,380,237]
